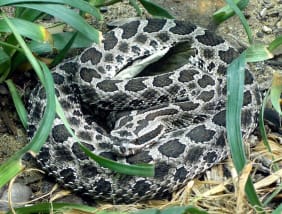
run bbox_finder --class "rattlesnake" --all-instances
[27,19,261,203]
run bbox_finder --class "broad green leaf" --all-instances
[0,17,52,43]
[139,0,174,18]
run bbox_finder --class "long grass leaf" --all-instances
[224,0,253,43]
[55,98,154,177]
[5,79,28,129]
[213,0,249,23]
[139,0,174,18]
[7,202,97,214]
[12,3,101,43]
[0,0,102,20]
[0,17,52,45]
[226,52,263,211]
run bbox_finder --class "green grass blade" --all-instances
[0,0,102,20]
[129,0,142,16]
[13,3,101,43]
[55,98,155,177]
[270,72,282,115]
[245,43,273,62]
[0,155,23,188]
[7,202,97,214]
[0,17,51,45]
[226,52,246,171]
[213,0,249,23]
[5,79,28,129]
[139,0,174,18]
[50,32,78,66]
[0,15,55,189]
[79,142,155,177]
[272,204,282,214]
[226,52,263,211]
[224,0,253,43]
[28,63,56,153]
[2,13,44,83]
[268,36,282,52]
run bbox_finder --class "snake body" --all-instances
[28,19,261,202]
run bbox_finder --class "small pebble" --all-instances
[262,25,272,34]
[99,6,108,13]
[0,183,32,211]
[256,31,264,38]
[259,8,267,18]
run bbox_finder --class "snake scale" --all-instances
[27,19,261,203]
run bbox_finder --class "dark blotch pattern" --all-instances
[52,124,71,143]
[186,125,215,142]
[158,139,185,158]
[81,164,98,178]
[133,180,150,196]
[245,69,254,85]
[178,69,199,82]
[95,179,111,194]
[104,53,113,62]
[157,32,170,42]
[52,72,65,85]
[170,20,196,35]
[124,78,147,92]
[198,74,215,88]
[55,148,74,161]
[120,20,140,39]
[174,167,188,182]
[96,80,122,92]
[198,90,215,101]
[80,67,101,83]
[119,42,129,53]
[127,151,153,164]
[186,146,204,163]
[153,73,173,87]
[155,162,170,178]
[203,151,218,163]
[135,34,148,43]
[144,19,166,33]
[177,101,199,111]
[60,168,76,183]
[243,90,252,106]
[203,48,214,59]
[218,47,238,64]
[135,124,164,145]
[103,31,118,50]
[72,142,95,160]
[59,61,78,75]
[212,110,225,126]
[80,48,102,64]
[196,30,224,46]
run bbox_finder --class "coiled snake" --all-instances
[28,19,261,203]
